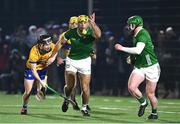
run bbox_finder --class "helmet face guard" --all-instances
[38,35,52,45]
[77,15,89,35]
[38,35,52,54]
[42,37,52,45]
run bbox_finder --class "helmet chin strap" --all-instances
[127,24,140,36]
[129,24,139,35]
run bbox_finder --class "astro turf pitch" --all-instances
[0,92,180,123]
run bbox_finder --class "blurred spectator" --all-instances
[60,23,68,33]
[0,43,10,73]
[0,27,4,43]
[157,27,179,98]
[51,24,61,42]
[95,29,119,95]
[95,29,109,94]
[104,35,119,95]
[5,49,25,94]
[26,25,38,47]
[117,25,133,96]
[165,27,177,40]
[0,43,10,91]
[36,27,47,38]
[11,25,30,56]
[156,30,167,62]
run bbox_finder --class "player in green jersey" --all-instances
[49,13,101,116]
[115,15,160,119]
[57,16,80,111]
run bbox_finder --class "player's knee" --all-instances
[146,91,155,99]
[64,84,73,91]
[128,85,135,93]
[82,86,89,94]
[23,91,31,97]
[65,84,70,89]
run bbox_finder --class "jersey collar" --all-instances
[77,29,84,37]
[134,27,143,37]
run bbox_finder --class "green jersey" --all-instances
[64,27,95,60]
[133,28,158,68]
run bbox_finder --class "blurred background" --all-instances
[0,0,180,98]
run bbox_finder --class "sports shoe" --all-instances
[62,100,69,112]
[138,103,148,117]
[20,107,27,115]
[87,105,91,111]
[81,105,90,116]
[148,113,158,119]
[72,101,80,110]
[81,109,90,116]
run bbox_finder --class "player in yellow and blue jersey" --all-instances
[20,34,56,115]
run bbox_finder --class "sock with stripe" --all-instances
[152,108,157,114]
[137,96,147,105]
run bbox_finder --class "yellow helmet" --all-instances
[78,15,89,23]
[69,16,78,24]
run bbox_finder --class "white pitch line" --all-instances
[1,104,180,114]
[97,106,180,114]
[114,99,122,102]
[103,99,110,102]
[0,105,59,107]
[98,107,128,110]
[162,102,180,105]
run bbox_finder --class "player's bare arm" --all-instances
[52,35,67,56]
[89,13,101,39]
[30,63,47,88]
[114,42,145,55]
[47,36,67,65]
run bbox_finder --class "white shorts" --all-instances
[133,63,161,82]
[65,57,91,75]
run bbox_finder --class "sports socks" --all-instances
[82,104,88,110]
[152,108,157,114]
[137,96,147,105]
